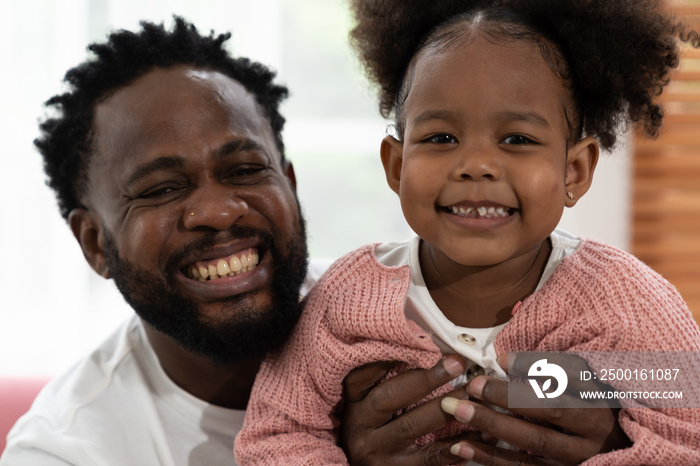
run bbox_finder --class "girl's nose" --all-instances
[450,145,502,181]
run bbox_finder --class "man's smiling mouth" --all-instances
[185,248,260,281]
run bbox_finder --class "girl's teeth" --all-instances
[449,206,510,218]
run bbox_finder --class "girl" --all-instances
[236,1,700,464]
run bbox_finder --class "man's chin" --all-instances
[169,300,298,367]
[195,291,271,323]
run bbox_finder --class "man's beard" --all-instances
[103,216,308,367]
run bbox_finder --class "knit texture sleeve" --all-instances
[495,238,700,465]
[234,244,461,466]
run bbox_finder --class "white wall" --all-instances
[0,0,629,377]
[559,137,632,251]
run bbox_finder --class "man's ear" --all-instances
[68,209,111,278]
[565,136,599,207]
[380,135,404,195]
[282,160,297,192]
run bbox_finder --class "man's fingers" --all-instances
[359,355,466,415]
[372,383,469,444]
[450,441,553,466]
[344,360,397,402]
[406,433,487,466]
[442,397,586,464]
[468,376,612,434]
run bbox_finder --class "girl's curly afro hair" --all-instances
[349,0,699,150]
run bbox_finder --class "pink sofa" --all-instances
[0,378,49,454]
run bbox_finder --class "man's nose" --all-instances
[182,184,249,231]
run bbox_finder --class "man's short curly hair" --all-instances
[36,16,289,221]
[349,0,699,150]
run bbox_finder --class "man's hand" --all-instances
[340,355,477,466]
[442,354,631,466]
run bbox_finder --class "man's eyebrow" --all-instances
[211,138,268,162]
[125,156,187,188]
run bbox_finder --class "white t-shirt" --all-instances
[0,261,330,466]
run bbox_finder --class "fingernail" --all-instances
[441,397,459,414]
[441,397,474,422]
[450,442,475,460]
[468,376,486,398]
[443,356,464,376]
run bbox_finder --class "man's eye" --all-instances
[231,166,265,177]
[502,135,534,145]
[138,186,179,199]
[222,164,269,184]
[425,134,457,144]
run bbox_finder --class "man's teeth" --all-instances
[448,206,511,218]
[187,252,260,281]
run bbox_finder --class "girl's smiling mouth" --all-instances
[446,205,515,219]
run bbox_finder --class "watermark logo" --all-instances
[508,351,700,409]
[528,359,568,399]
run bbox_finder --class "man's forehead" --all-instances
[84,65,283,211]
[91,65,277,164]
[94,66,265,128]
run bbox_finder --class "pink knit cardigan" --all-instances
[235,238,700,465]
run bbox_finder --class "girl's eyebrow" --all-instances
[411,109,454,126]
[411,110,551,128]
[498,111,551,128]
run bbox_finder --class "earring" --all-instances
[567,192,575,200]
[190,212,195,216]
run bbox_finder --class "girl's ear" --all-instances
[565,136,599,207]
[69,209,111,279]
[380,135,404,195]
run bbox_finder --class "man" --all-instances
[2,17,625,466]
[1,17,311,465]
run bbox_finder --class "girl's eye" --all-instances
[502,135,534,145]
[425,134,458,144]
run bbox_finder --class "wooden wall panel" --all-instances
[632,1,700,322]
